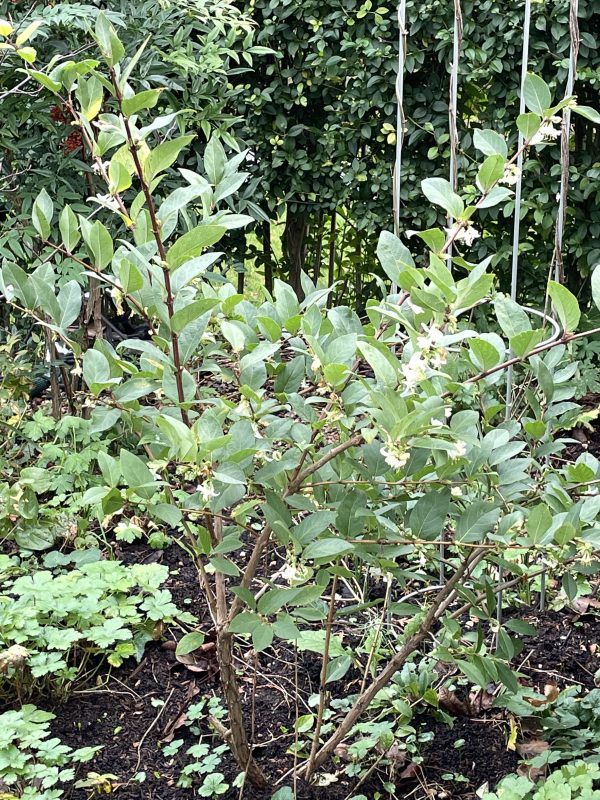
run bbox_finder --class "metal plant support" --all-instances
[392,0,580,619]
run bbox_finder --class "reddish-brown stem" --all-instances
[109,71,190,426]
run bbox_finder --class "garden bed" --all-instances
[22,539,597,800]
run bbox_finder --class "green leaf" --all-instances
[523,73,551,115]
[175,632,205,656]
[108,159,132,194]
[572,105,600,124]
[509,329,545,358]
[59,205,80,251]
[469,338,502,371]
[421,177,464,218]
[456,659,488,688]
[118,259,144,293]
[32,188,53,239]
[28,70,62,93]
[527,503,552,545]
[204,135,227,185]
[209,556,240,576]
[17,47,36,64]
[547,280,580,332]
[15,19,42,46]
[122,88,163,117]
[477,155,505,191]
[456,502,500,542]
[120,449,158,499]
[303,538,354,562]
[473,129,508,158]
[376,230,415,284]
[143,135,195,182]
[357,340,399,386]
[83,349,110,390]
[494,294,531,339]
[562,572,577,601]
[252,623,274,652]
[170,299,218,334]
[409,491,450,540]
[77,75,103,121]
[166,225,226,269]
[326,655,352,683]
[57,280,82,328]
[94,11,124,66]
[85,220,113,269]
[517,112,541,140]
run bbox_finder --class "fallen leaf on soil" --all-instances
[518,762,548,782]
[175,641,218,676]
[333,743,350,761]
[544,683,559,703]
[468,687,495,711]
[438,688,471,716]
[397,762,418,781]
[570,596,600,614]
[516,739,549,759]
[161,682,200,742]
[385,742,407,765]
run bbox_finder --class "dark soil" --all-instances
[518,610,600,690]
[421,718,519,798]
[34,540,515,800]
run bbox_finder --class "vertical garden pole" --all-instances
[500,0,532,628]
[505,0,532,419]
[552,0,579,284]
[446,0,462,266]
[392,0,407,295]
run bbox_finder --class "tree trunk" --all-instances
[262,221,273,295]
[284,206,308,296]
[327,211,337,308]
[312,209,324,283]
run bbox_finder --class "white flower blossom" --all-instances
[92,160,110,175]
[402,352,427,389]
[380,442,410,471]
[197,482,218,502]
[448,441,467,460]
[311,355,321,371]
[445,221,481,247]
[530,116,561,145]
[444,407,452,418]
[500,164,521,186]
[417,325,444,350]
[451,486,463,497]
[430,417,443,428]
[94,193,120,211]
[431,349,448,369]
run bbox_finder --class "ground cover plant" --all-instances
[3,5,600,800]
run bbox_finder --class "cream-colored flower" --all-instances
[197,482,217,502]
[380,442,410,471]
[448,441,467,460]
[445,221,481,247]
[451,486,463,497]
[417,325,444,351]
[530,116,561,145]
[431,349,448,369]
[500,164,521,186]
[402,352,427,389]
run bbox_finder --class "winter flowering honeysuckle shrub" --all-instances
[4,16,600,785]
